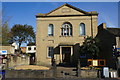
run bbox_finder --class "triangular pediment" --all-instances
[36,3,98,17]
[47,4,88,16]
[47,4,87,16]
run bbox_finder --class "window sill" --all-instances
[47,36,54,37]
[79,35,87,37]
[46,56,52,59]
[59,36,73,37]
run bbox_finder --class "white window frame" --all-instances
[61,22,72,36]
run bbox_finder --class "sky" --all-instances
[1,0,120,2]
[2,2,119,32]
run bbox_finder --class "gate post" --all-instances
[51,58,57,77]
[77,59,81,77]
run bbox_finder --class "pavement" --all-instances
[4,78,120,80]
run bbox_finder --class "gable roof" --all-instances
[27,42,36,46]
[36,3,98,17]
[107,28,120,37]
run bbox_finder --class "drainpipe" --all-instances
[91,14,93,37]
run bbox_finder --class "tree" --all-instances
[0,8,12,45]
[10,24,35,48]
[80,36,100,58]
[1,22,12,45]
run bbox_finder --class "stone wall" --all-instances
[5,69,98,78]
[7,54,30,68]
[5,70,53,78]
[80,70,98,78]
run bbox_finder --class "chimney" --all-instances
[98,23,107,32]
[98,23,106,29]
[102,23,106,29]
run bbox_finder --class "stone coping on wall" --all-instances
[14,65,50,70]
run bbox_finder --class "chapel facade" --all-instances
[36,3,98,66]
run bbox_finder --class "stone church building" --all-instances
[36,3,99,66]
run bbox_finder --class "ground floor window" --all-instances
[88,59,106,67]
[47,47,54,58]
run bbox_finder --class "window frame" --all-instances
[28,47,31,51]
[34,47,36,50]
[48,24,54,36]
[47,46,54,58]
[88,59,106,67]
[79,23,86,36]
[61,22,72,36]
[98,59,106,66]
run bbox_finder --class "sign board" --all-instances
[93,60,98,66]
[116,48,120,49]
[0,50,7,55]
[103,67,109,78]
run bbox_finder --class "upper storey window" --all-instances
[79,23,86,36]
[48,24,54,36]
[61,22,72,36]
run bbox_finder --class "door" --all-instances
[62,47,71,63]
[30,53,35,65]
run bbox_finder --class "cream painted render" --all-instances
[36,4,98,66]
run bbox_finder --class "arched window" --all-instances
[61,22,72,36]
[79,23,85,35]
[48,24,54,36]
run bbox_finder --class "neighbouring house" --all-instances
[26,43,36,65]
[11,42,19,54]
[36,3,98,66]
[20,47,26,53]
[0,46,11,64]
[78,23,120,68]
[0,43,30,68]
[0,42,19,64]
[0,46,11,54]
[107,28,120,52]
[116,37,120,52]
[95,23,117,69]
[106,27,120,76]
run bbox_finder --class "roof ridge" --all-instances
[107,28,120,29]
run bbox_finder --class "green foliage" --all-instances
[1,10,12,45]
[25,53,31,56]
[80,36,100,58]
[11,24,35,47]
[1,23,12,45]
